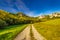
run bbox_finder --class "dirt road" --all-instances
[14,25,31,40]
[14,24,46,40]
[32,25,46,40]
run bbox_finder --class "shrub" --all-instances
[0,19,7,29]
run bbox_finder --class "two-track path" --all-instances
[14,24,46,40]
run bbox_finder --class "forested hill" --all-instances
[0,10,40,28]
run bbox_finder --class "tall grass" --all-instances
[34,19,60,40]
[0,24,27,40]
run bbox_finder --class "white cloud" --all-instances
[14,0,30,12]
[25,11,35,17]
[0,0,30,13]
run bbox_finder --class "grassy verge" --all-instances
[0,24,27,40]
[34,19,60,40]
[30,25,36,40]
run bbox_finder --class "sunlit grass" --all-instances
[34,19,60,40]
[0,24,27,40]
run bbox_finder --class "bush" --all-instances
[0,19,7,29]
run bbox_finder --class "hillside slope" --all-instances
[34,19,60,40]
[0,10,40,28]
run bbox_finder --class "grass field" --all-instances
[0,24,27,40]
[34,19,60,40]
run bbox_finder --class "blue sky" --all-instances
[0,0,60,16]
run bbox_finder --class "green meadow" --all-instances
[34,19,60,40]
[0,10,40,40]
[0,10,60,40]
[0,24,27,40]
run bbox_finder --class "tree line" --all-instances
[0,10,40,28]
